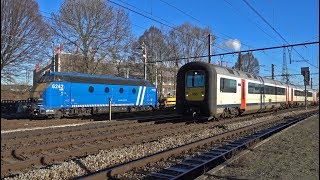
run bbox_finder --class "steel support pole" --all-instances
[109,98,112,121]
[305,85,307,110]
[208,34,212,63]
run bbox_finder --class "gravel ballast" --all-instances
[3,109,317,179]
[198,114,319,180]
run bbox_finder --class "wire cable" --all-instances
[242,0,318,68]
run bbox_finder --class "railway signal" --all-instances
[304,70,310,85]
[301,67,310,110]
[301,67,310,86]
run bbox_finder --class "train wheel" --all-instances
[55,111,62,119]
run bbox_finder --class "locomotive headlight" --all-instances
[202,94,204,97]
[186,94,189,97]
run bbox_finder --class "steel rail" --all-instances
[77,110,318,179]
[146,111,318,179]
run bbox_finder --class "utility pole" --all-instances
[155,67,158,88]
[271,64,274,80]
[238,52,242,71]
[142,42,147,80]
[208,34,212,63]
[52,41,55,72]
[282,47,289,84]
[311,78,313,89]
[301,67,310,110]
[305,84,307,110]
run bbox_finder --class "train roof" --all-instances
[211,63,288,86]
[180,61,310,90]
[40,71,154,86]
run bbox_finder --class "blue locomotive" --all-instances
[30,71,157,118]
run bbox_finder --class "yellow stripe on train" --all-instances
[185,87,205,101]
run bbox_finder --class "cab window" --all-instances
[186,71,205,87]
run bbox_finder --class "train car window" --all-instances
[308,92,312,97]
[248,83,255,93]
[294,90,304,96]
[254,84,261,93]
[272,86,276,95]
[264,85,270,94]
[89,86,94,93]
[263,85,268,94]
[185,71,205,87]
[220,78,237,93]
[105,87,109,93]
[186,74,193,88]
[276,87,285,95]
[132,88,136,94]
[194,73,205,87]
[119,88,124,93]
[248,82,261,94]
[263,85,276,95]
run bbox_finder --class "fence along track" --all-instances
[77,110,318,180]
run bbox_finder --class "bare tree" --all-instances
[233,52,260,75]
[167,23,214,66]
[138,26,169,82]
[1,0,50,83]
[51,0,132,74]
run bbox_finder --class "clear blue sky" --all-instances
[38,0,319,88]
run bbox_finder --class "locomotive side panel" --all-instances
[41,82,70,109]
[29,71,158,117]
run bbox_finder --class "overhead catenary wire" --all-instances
[158,0,307,72]
[158,0,257,51]
[108,0,230,53]
[150,41,319,63]
[264,72,318,77]
[223,0,281,45]
[242,0,318,68]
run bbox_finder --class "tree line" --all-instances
[1,0,260,84]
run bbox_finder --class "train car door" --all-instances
[241,79,246,110]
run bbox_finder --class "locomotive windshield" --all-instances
[186,71,205,87]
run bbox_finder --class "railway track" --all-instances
[1,113,199,176]
[1,107,317,178]
[0,105,176,120]
[77,109,318,180]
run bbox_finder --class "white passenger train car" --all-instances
[177,61,318,118]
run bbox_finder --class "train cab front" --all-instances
[177,69,211,117]
[176,62,215,118]
[184,70,206,116]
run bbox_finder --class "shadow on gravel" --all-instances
[72,159,92,174]
[202,174,248,180]
[1,112,31,120]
